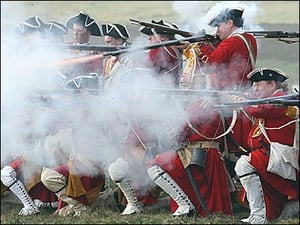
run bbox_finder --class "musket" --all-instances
[130,18,299,45]
[245,30,300,44]
[142,87,244,95]
[215,93,299,109]
[102,34,216,57]
[34,44,128,52]
[129,18,194,37]
[129,18,221,46]
[24,35,208,70]
[32,34,212,69]
[185,166,210,215]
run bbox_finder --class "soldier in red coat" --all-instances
[233,68,299,223]
[139,19,183,88]
[146,96,233,217]
[107,20,185,215]
[180,7,257,210]
[198,7,257,92]
[180,7,257,154]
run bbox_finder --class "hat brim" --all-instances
[101,23,129,40]
[66,13,102,36]
[139,26,153,35]
[247,68,289,83]
[139,26,176,39]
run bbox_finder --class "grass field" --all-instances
[1,1,299,224]
[1,189,299,224]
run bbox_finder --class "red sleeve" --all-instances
[200,34,257,90]
[244,91,288,119]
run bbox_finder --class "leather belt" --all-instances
[188,141,220,150]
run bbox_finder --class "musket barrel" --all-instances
[245,30,300,38]
[35,44,128,52]
[215,94,299,108]
[102,34,214,56]
[129,18,194,37]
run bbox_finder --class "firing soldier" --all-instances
[231,68,299,224]
[182,7,258,92]
[181,8,259,207]
[146,94,234,217]
[100,23,133,89]
[139,19,184,88]
[107,19,188,215]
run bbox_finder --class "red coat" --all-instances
[201,33,257,91]
[147,98,233,216]
[148,46,182,87]
[226,111,253,155]
[243,90,299,220]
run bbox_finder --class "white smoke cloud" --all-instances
[1,18,190,183]
[1,1,273,189]
[172,1,263,34]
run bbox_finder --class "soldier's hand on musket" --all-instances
[176,40,191,50]
[89,50,102,55]
[210,34,221,48]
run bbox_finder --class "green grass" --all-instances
[1,193,299,224]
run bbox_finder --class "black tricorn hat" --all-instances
[101,23,130,40]
[46,21,68,35]
[247,68,289,83]
[65,11,102,36]
[139,19,179,39]
[15,16,48,34]
[209,7,244,27]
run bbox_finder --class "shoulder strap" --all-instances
[233,33,256,68]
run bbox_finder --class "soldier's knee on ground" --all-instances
[1,166,17,187]
[234,155,253,177]
[108,157,129,182]
[40,167,67,192]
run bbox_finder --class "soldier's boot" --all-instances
[40,167,88,217]
[34,199,59,209]
[147,164,195,216]
[108,157,142,215]
[115,178,142,215]
[235,156,267,224]
[1,166,39,216]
